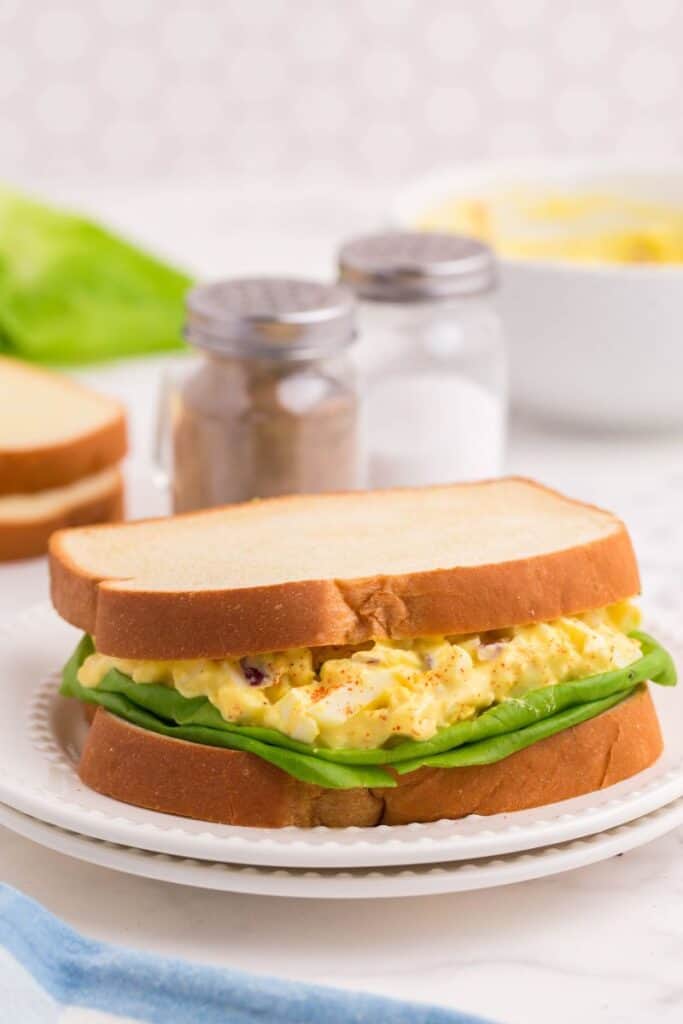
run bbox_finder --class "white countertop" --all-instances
[2,193,683,1024]
[1,821,681,1024]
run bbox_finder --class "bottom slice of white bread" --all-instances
[0,466,123,562]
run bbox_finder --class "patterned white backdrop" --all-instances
[0,0,682,186]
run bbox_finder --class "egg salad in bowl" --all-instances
[394,161,683,428]
[78,601,644,753]
[418,191,683,265]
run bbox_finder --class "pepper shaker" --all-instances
[161,277,363,512]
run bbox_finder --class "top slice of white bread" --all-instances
[0,357,122,448]
[49,479,640,659]
[0,357,127,494]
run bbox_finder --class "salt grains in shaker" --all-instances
[338,232,507,488]
[169,278,362,512]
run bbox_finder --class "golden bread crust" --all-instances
[49,479,640,658]
[0,472,124,562]
[76,686,662,828]
[0,412,127,495]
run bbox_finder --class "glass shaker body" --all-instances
[169,348,362,513]
[357,293,506,488]
[159,277,363,514]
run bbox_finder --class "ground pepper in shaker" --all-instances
[338,232,507,488]
[170,278,362,512]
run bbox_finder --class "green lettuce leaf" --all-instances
[393,690,629,773]
[0,187,192,364]
[61,631,676,790]
[61,638,396,789]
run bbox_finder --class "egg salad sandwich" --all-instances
[50,478,677,828]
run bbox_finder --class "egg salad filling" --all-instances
[77,602,643,751]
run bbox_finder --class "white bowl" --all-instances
[393,160,683,430]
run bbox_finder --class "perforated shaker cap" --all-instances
[338,231,497,302]
[185,277,357,358]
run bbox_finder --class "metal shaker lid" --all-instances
[185,277,357,358]
[338,231,497,302]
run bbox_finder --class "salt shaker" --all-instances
[164,278,362,512]
[338,232,507,488]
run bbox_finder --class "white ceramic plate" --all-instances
[1,603,681,870]
[1,796,681,899]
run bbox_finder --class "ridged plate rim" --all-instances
[0,796,681,898]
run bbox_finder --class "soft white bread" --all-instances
[50,478,640,658]
[78,686,662,828]
[0,467,124,562]
[0,356,127,495]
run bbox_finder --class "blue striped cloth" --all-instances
[0,884,493,1024]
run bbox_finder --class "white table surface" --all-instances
[2,191,683,1024]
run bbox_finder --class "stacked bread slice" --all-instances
[0,357,127,560]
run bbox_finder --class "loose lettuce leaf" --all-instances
[61,631,676,790]
[0,187,192,364]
